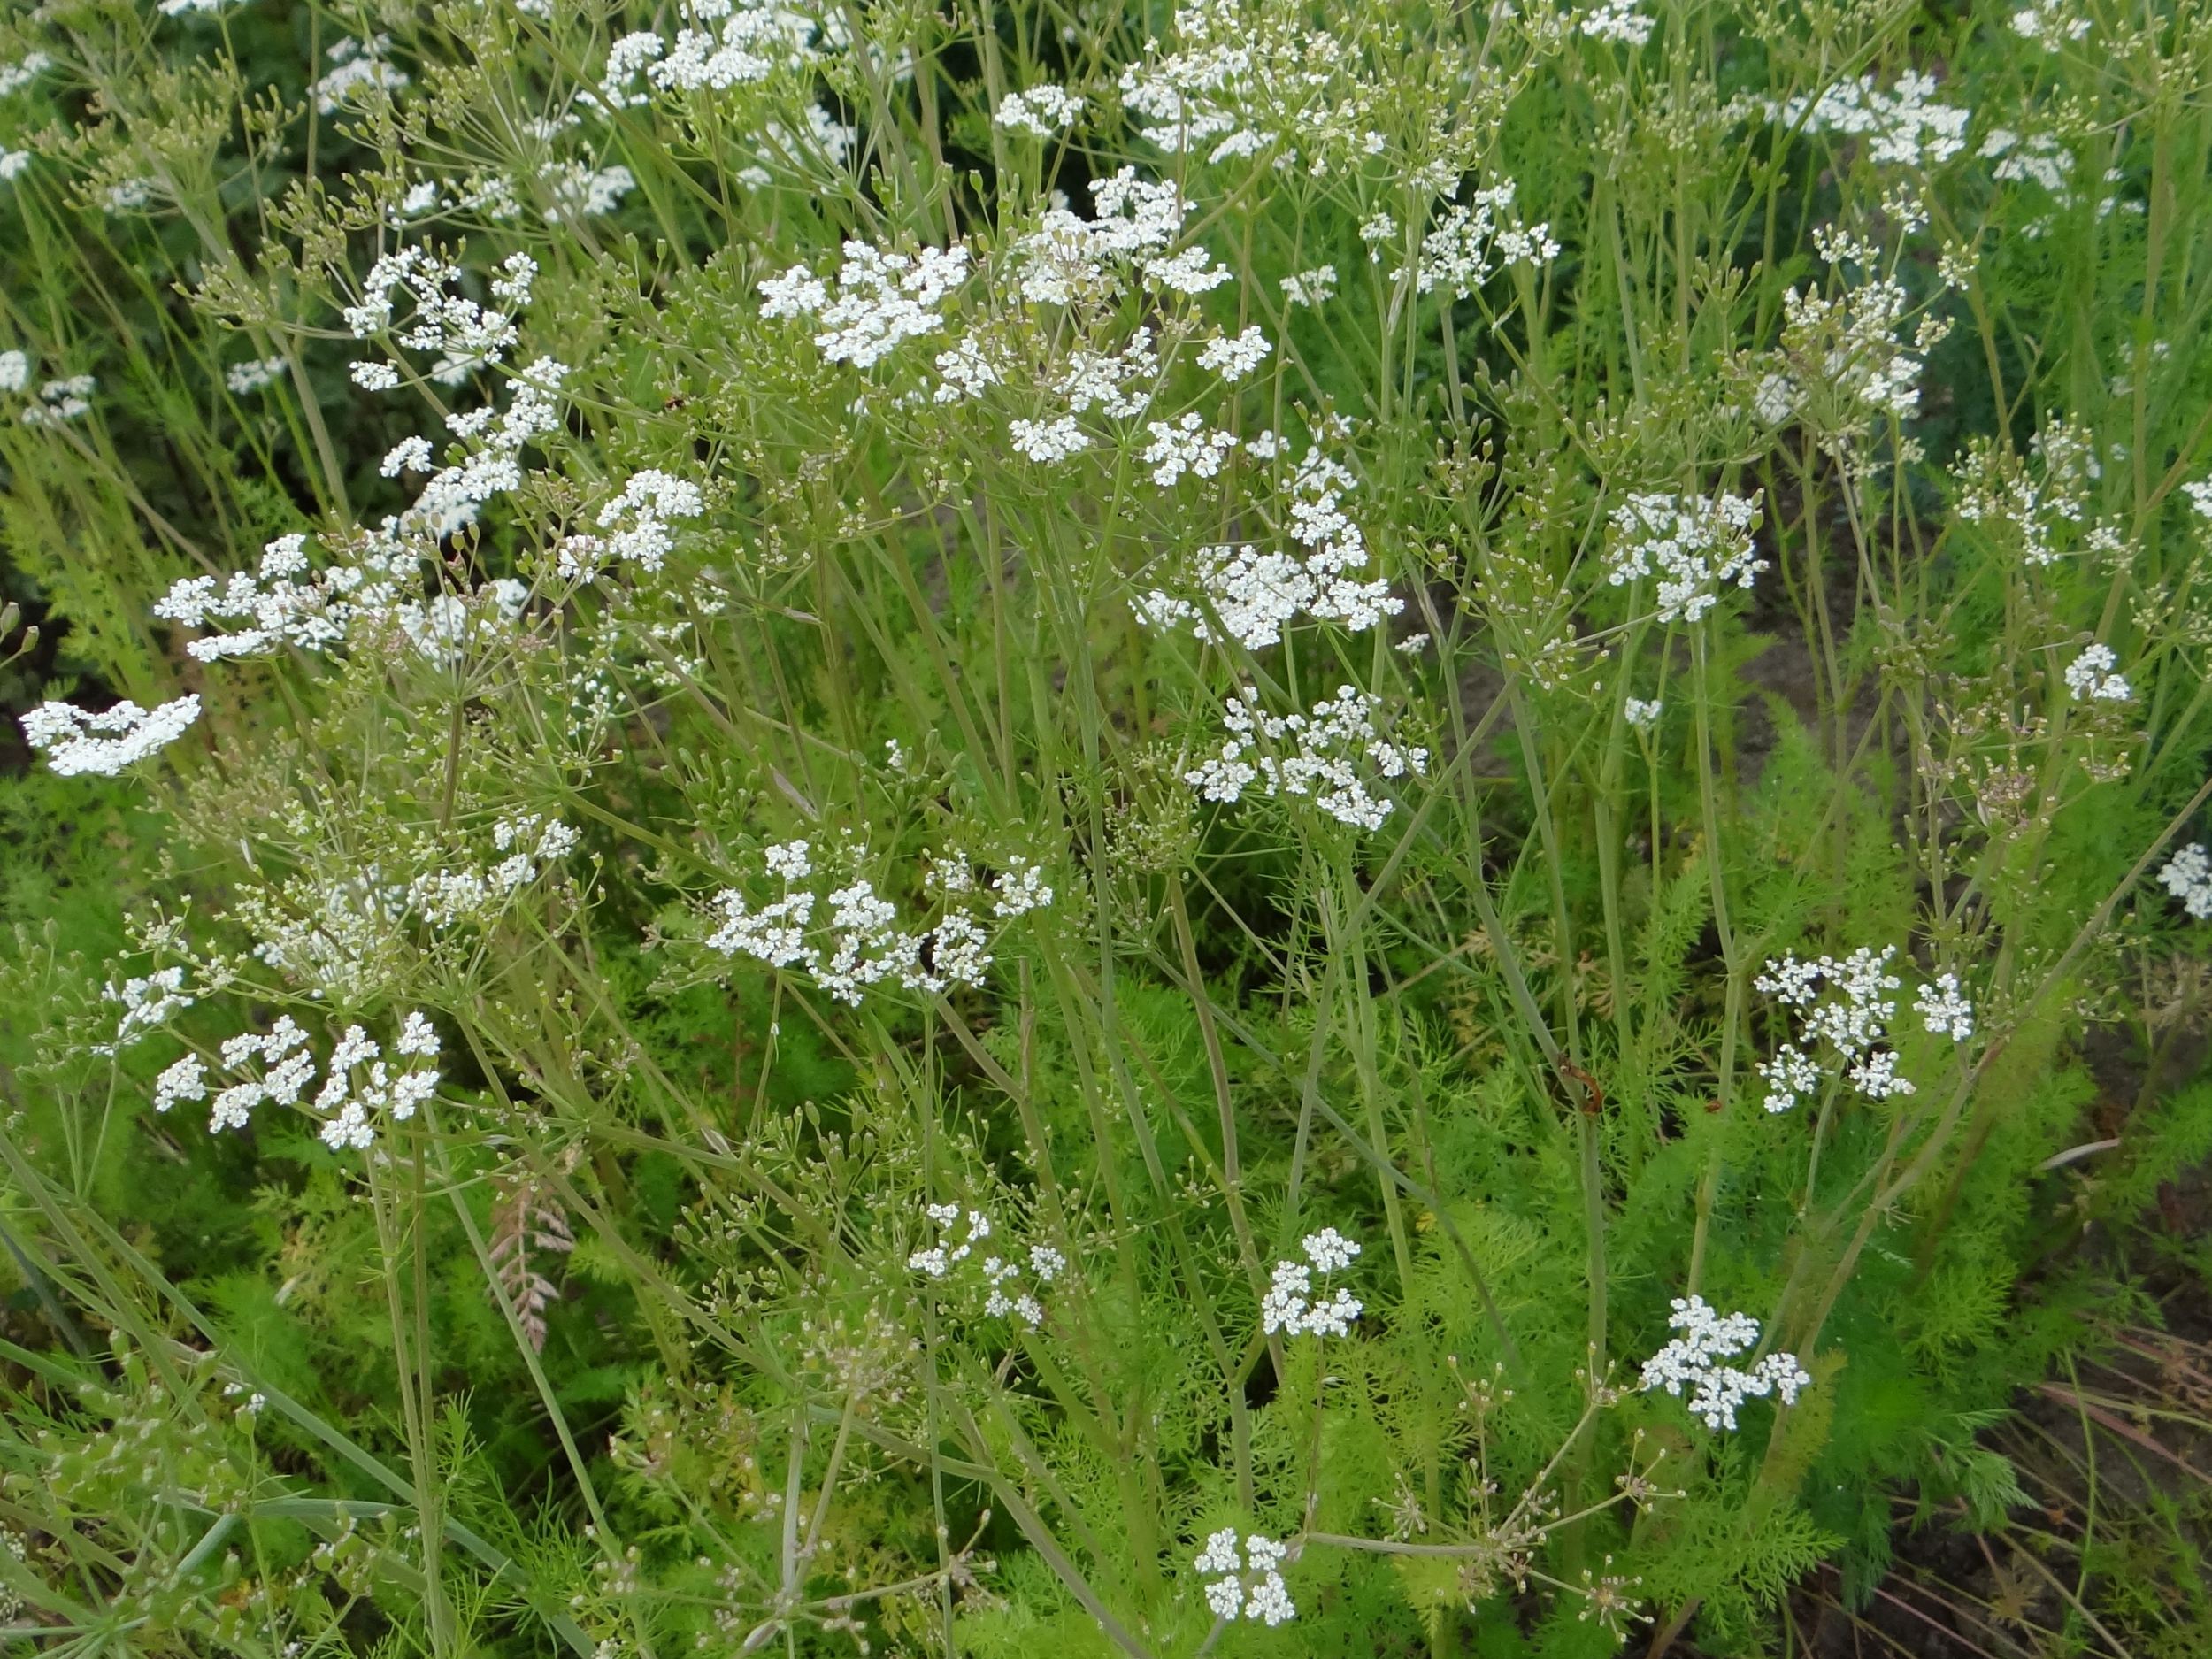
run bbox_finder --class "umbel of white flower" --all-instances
[595,0,842,111]
[703,839,1052,1004]
[994,83,1083,137]
[2159,843,2212,920]
[1403,182,1561,297]
[1185,686,1428,833]
[1132,442,1402,649]
[1579,0,1655,44]
[1259,1227,1363,1337]
[345,247,536,387]
[99,967,194,1056]
[1194,1529,1294,1625]
[21,695,201,778]
[1753,946,1973,1113]
[2062,641,2132,703]
[1640,1296,1811,1431]
[1764,72,1969,169]
[18,373,96,426]
[161,526,535,667]
[759,241,972,369]
[151,1010,441,1151]
[906,1202,1065,1330]
[1603,491,1765,624]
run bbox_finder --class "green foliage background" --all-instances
[2,1,2212,1655]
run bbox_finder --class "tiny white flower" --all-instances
[225,356,288,395]
[1640,1295,1809,1431]
[21,695,201,778]
[1301,1227,1360,1273]
[2062,641,2132,703]
[2157,843,2212,920]
[1195,325,1271,382]
[993,85,1082,138]
[1914,973,1974,1040]
[153,1054,209,1113]
[396,1010,440,1058]
[1192,1530,1294,1625]
[1580,0,1654,42]
[1280,265,1337,307]
[382,435,434,476]
[1009,415,1089,464]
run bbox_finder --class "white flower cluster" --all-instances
[907,1204,988,1278]
[1258,1227,1363,1337]
[1578,0,1655,44]
[1194,1530,1294,1626]
[1008,415,1087,463]
[225,356,287,395]
[557,470,706,579]
[390,160,627,228]
[1754,945,1970,1113]
[1914,973,1975,1041]
[2158,844,2212,920]
[403,363,568,540]
[1769,73,1969,168]
[2062,642,2132,703]
[703,841,1052,1004]
[234,875,407,998]
[906,1202,1065,1328]
[1954,419,2100,567]
[1281,265,1336,307]
[404,817,582,930]
[1624,697,1663,730]
[345,247,537,387]
[597,0,839,109]
[19,373,95,426]
[22,695,201,778]
[100,966,194,1056]
[312,36,409,117]
[1118,0,1386,178]
[1041,327,1163,416]
[1133,444,1400,649]
[168,265,557,654]
[1141,412,1240,487]
[994,84,1082,137]
[760,241,972,369]
[1403,182,1560,298]
[154,1011,440,1150]
[1186,685,1428,832]
[1195,325,1271,381]
[1772,274,1937,424]
[1640,1295,1811,1432]
[2011,0,2090,50]
[157,529,532,665]
[541,162,637,224]
[152,1052,207,1111]
[1602,492,1765,624]
[237,823,580,1001]
[1013,169,1227,305]
[1980,127,2073,197]
[488,814,583,890]
[0,53,51,96]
